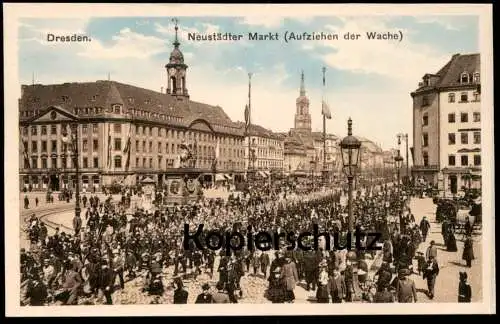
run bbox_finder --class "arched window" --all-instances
[114,155,122,168]
[460,72,469,84]
[473,72,480,83]
[171,77,177,93]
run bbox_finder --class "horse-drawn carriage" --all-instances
[435,197,482,234]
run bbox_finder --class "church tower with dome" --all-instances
[165,19,189,98]
[293,71,312,133]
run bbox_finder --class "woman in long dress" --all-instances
[462,236,475,267]
[446,227,458,252]
[316,261,330,303]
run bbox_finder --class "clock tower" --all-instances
[165,18,189,98]
[294,70,311,133]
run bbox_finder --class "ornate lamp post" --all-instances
[62,123,81,218]
[340,118,362,233]
[394,152,404,228]
[394,152,403,193]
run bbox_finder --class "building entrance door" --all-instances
[449,175,458,195]
[50,175,60,192]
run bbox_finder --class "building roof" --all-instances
[19,80,243,136]
[235,122,281,139]
[412,53,480,94]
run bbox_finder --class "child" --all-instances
[415,251,426,275]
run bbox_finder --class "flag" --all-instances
[20,139,30,168]
[123,127,131,171]
[244,104,250,133]
[322,100,332,119]
[215,139,220,160]
[107,123,112,168]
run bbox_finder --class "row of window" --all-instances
[448,132,481,145]
[130,157,244,170]
[24,156,99,169]
[23,123,245,146]
[422,111,480,126]
[460,71,480,84]
[251,137,283,148]
[24,139,99,154]
[448,112,480,123]
[421,90,480,107]
[420,131,480,147]
[448,91,480,103]
[24,124,99,136]
[448,154,481,166]
[130,139,245,159]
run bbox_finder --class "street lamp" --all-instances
[394,152,403,191]
[340,118,361,233]
[61,123,81,219]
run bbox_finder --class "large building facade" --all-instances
[19,24,246,191]
[242,123,284,177]
[411,53,481,195]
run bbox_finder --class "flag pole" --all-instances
[322,67,327,185]
[247,72,252,181]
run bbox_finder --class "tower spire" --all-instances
[172,17,180,48]
[300,70,305,96]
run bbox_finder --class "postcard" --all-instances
[4,3,495,316]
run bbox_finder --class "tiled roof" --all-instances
[234,122,281,139]
[413,53,480,93]
[437,54,480,87]
[19,80,243,136]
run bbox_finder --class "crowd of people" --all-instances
[20,179,477,306]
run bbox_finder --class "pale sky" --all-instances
[18,15,479,150]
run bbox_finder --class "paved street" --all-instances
[407,197,482,303]
[25,191,482,304]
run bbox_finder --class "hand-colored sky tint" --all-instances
[18,15,479,149]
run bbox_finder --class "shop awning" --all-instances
[224,174,233,180]
[215,174,226,181]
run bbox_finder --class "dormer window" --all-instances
[91,95,97,102]
[61,95,70,103]
[473,72,480,83]
[423,77,430,86]
[127,97,134,104]
[145,99,151,104]
[460,72,470,84]
[113,104,122,114]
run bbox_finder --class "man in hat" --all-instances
[212,281,230,304]
[41,258,55,289]
[24,273,48,306]
[112,249,125,290]
[425,240,438,261]
[395,268,417,303]
[423,255,439,299]
[419,216,431,242]
[97,260,114,304]
[195,283,214,304]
